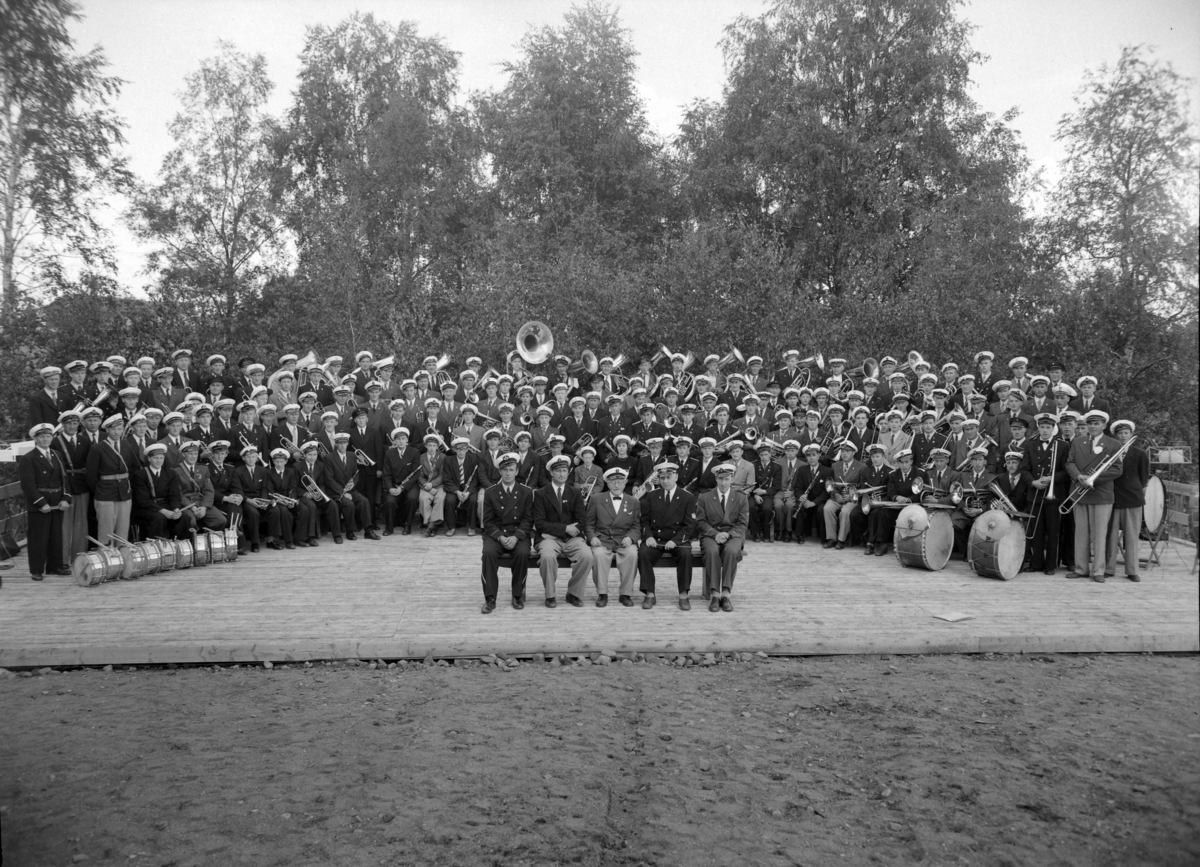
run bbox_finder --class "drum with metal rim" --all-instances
[173,538,194,569]
[191,532,210,567]
[968,509,1025,580]
[222,527,239,562]
[72,547,124,587]
[1142,475,1165,538]
[155,537,177,571]
[894,504,954,571]
[206,530,227,565]
[119,543,150,580]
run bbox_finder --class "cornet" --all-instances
[354,447,376,467]
[302,473,330,502]
[280,435,305,458]
[270,493,299,508]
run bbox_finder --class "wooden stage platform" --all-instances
[0,534,1195,667]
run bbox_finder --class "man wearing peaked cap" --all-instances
[443,436,480,537]
[132,441,186,541]
[481,452,536,613]
[171,348,203,394]
[585,466,642,607]
[19,422,73,579]
[1068,375,1112,419]
[636,459,698,609]
[27,366,63,429]
[1106,420,1149,583]
[57,359,90,412]
[823,440,867,549]
[533,453,591,607]
[695,462,748,611]
[1064,409,1125,582]
[174,440,228,537]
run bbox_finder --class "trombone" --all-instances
[1058,436,1137,515]
[1025,439,1059,540]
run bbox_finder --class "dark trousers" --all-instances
[27,507,65,575]
[138,510,182,540]
[445,492,475,531]
[481,535,530,601]
[794,504,824,540]
[1059,508,1075,569]
[749,497,775,538]
[337,491,372,535]
[638,543,693,593]
[237,501,261,544]
[294,499,319,541]
[1026,491,1061,570]
[385,489,421,532]
[852,505,891,544]
[700,536,743,593]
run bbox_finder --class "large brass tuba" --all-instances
[516,321,554,365]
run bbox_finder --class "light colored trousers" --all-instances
[823,499,855,541]
[419,487,446,525]
[538,536,592,599]
[591,542,638,596]
[1106,506,1142,577]
[1074,503,1113,578]
[95,498,131,545]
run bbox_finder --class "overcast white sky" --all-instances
[70,0,1200,290]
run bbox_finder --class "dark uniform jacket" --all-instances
[85,438,140,501]
[532,481,587,541]
[483,482,535,541]
[639,487,697,546]
[51,432,92,496]
[19,448,70,510]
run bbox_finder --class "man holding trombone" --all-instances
[1064,410,1125,582]
[1021,413,1068,575]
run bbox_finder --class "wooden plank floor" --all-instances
[0,533,1196,667]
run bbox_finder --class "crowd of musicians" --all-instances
[17,346,1150,606]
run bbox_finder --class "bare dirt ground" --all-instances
[2,652,1198,867]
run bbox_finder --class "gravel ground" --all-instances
[2,652,1198,867]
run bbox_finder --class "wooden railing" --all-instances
[0,481,28,549]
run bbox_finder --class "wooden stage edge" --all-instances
[0,535,1196,667]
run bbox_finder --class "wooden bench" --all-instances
[492,542,745,572]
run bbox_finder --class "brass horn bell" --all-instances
[516,321,554,365]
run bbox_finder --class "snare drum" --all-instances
[191,532,210,567]
[173,538,194,569]
[139,540,164,575]
[206,530,227,565]
[156,538,177,571]
[1142,475,1165,539]
[222,527,239,562]
[119,543,150,580]
[894,504,954,571]
[968,509,1025,580]
[72,547,124,587]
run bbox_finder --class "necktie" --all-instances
[720,494,727,511]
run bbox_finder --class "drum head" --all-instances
[896,504,929,536]
[924,511,954,570]
[973,509,1013,543]
[1144,475,1165,533]
[994,524,1026,578]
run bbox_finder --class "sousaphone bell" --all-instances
[516,321,554,365]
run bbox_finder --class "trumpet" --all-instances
[302,473,330,502]
[1058,436,1136,515]
[354,447,376,467]
[476,412,501,429]
[280,435,305,458]
[270,492,299,508]
[248,496,272,509]
[912,478,964,505]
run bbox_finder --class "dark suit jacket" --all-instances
[382,445,421,493]
[752,461,782,498]
[482,482,534,541]
[27,389,61,428]
[886,467,928,502]
[639,487,697,546]
[19,448,70,509]
[533,481,587,540]
[323,450,360,498]
[85,438,140,501]
[514,451,542,489]
[132,466,182,518]
[993,470,1032,513]
[792,463,832,507]
[694,488,749,539]
[444,453,480,497]
[51,432,92,495]
[234,462,271,499]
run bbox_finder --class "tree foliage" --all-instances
[129,43,284,345]
[0,0,130,317]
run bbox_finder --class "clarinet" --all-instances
[792,469,823,518]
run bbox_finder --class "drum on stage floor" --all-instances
[1142,475,1165,539]
[191,532,210,566]
[72,547,123,587]
[156,538,177,571]
[173,538,194,569]
[894,504,953,571]
[119,542,151,580]
[222,526,239,562]
[968,509,1025,580]
[206,530,228,564]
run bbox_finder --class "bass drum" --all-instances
[894,504,954,571]
[72,547,124,587]
[1142,475,1165,538]
[968,509,1025,580]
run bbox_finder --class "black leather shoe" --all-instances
[293,540,308,548]
[545,597,556,608]
[822,540,835,549]
[1127,574,1141,582]
[307,538,319,547]
[30,574,44,581]
[1043,567,1056,575]
[596,595,608,608]
[250,543,260,553]
[720,596,733,612]
[345,532,357,541]
[401,526,411,536]
[54,566,72,576]
[875,544,889,556]
[708,596,721,612]
[383,528,393,536]
[425,527,436,537]
[835,541,845,550]
[619,595,633,607]
[512,597,524,610]
[481,598,496,614]
[267,541,284,550]
[864,544,875,555]
[284,542,295,550]
[678,596,691,611]
[566,594,583,608]
[796,536,806,545]
[642,595,655,609]
[334,536,344,545]
[365,530,381,541]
